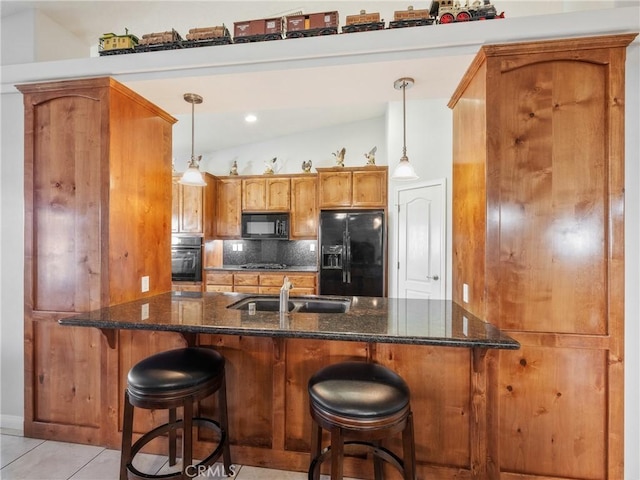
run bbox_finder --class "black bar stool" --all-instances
[119,347,232,480]
[308,361,416,480]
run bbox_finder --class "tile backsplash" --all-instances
[223,240,317,267]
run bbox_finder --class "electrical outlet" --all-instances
[232,244,238,251]
[462,283,469,303]
[141,303,149,320]
[238,243,243,252]
[310,243,316,252]
[141,276,149,293]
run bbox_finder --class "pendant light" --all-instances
[391,77,419,181]
[179,93,207,187]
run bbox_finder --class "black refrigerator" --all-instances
[319,210,385,297]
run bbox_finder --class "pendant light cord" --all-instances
[191,100,195,162]
[402,80,407,160]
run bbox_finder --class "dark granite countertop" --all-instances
[205,265,318,273]
[59,292,519,350]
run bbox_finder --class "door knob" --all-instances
[427,275,439,281]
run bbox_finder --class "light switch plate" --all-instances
[141,276,149,293]
[463,283,469,303]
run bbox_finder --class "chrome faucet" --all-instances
[279,276,293,313]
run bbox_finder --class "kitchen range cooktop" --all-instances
[240,263,288,270]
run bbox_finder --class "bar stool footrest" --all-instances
[126,417,229,480]
[308,440,405,480]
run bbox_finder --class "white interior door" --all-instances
[396,180,446,299]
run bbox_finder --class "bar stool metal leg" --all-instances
[168,408,177,466]
[120,391,134,480]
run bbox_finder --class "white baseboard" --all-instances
[0,414,24,434]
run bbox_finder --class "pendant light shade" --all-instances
[391,77,419,181]
[179,93,207,187]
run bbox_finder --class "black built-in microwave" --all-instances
[241,213,289,240]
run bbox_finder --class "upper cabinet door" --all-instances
[352,169,387,207]
[290,176,318,239]
[242,177,290,211]
[266,177,290,211]
[318,167,388,208]
[318,170,352,207]
[242,178,266,211]
[216,177,242,238]
[172,173,215,236]
[179,183,204,233]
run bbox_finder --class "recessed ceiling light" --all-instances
[245,114,257,123]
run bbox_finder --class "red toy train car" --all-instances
[286,11,339,38]
[233,17,284,43]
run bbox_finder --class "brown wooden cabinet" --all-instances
[205,271,317,295]
[215,177,241,238]
[18,77,176,445]
[317,166,387,208]
[448,34,635,479]
[242,176,290,211]
[172,173,215,237]
[205,272,234,292]
[290,175,318,239]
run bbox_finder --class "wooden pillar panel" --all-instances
[491,59,608,335]
[31,318,103,429]
[283,338,369,452]
[32,93,103,313]
[197,334,275,449]
[498,343,607,478]
[375,344,472,470]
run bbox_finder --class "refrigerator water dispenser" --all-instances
[322,245,343,269]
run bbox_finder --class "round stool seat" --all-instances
[308,362,416,480]
[308,361,410,420]
[120,347,232,480]
[127,347,224,403]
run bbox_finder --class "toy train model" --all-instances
[99,2,503,56]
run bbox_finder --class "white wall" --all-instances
[195,116,387,176]
[0,91,25,430]
[1,10,36,65]
[624,40,640,480]
[386,98,454,301]
[0,9,87,65]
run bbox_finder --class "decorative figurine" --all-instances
[364,146,377,165]
[333,147,346,167]
[263,157,278,175]
[301,159,312,173]
[229,160,238,175]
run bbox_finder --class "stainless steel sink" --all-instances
[227,296,350,314]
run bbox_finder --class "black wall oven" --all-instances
[171,236,203,282]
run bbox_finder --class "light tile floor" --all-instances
[0,431,361,480]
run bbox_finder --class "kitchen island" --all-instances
[59,292,518,479]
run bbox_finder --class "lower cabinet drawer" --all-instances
[206,285,233,293]
[235,285,260,294]
[259,286,281,295]
[206,272,233,285]
[287,274,316,288]
[234,273,260,286]
[291,287,315,295]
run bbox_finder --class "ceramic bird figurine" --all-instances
[364,146,377,165]
[263,157,278,175]
[333,147,346,167]
[229,160,238,175]
[301,159,312,173]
